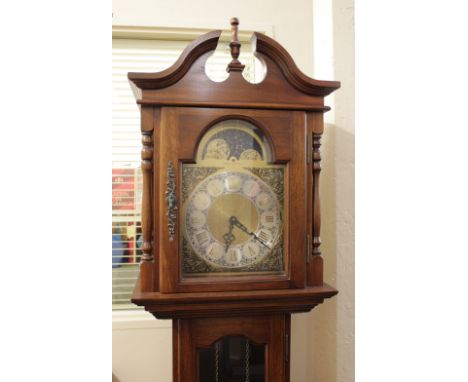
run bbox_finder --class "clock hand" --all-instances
[223,219,236,251]
[230,216,249,233]
[252,234,271,249]
[230,216,271,249]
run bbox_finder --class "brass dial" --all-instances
[184,170,281,268]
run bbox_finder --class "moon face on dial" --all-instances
[184,170,281,268]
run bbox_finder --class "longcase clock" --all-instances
[129,18,340,382]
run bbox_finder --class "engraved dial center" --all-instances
[207,193,259,246]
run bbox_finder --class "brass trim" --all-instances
[165,160,177,241]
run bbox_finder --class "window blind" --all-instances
[112,36,260,309]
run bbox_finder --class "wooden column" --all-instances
[307,113,324,286]
[139,106,154,292]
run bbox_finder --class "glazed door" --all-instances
[159,107,307,293]
[173,315,291,382]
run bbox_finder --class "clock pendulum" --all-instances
[129,17,340,381]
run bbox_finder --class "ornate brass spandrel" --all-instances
[181,166,219,203]
[248,167,284,207]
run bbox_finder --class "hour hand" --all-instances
[223,219,236,251]
[223,231,235,251]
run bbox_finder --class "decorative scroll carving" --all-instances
[252,32,341,96]
[141,132,154,262]
[227,17,245,73]
[128,30,222,90]
[128,24,340,96]
[312,133,322,257]
[165,160,177,241]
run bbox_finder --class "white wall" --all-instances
[112,1,354,381]
[112,0,314,75]
[309,1,355,381]
[113,312,172,382]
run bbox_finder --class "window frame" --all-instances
[111,24,271,316]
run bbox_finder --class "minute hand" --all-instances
[230,216,271,249]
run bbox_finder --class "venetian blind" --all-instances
[112,36,261,309]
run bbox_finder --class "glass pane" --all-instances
[112,168,143,309]
[112,38,186,309]
[181,120,285,278]
[112,39,267,308]
[199,336,265,382]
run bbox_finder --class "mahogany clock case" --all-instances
[128,19,340,382]
[128,29,340,296]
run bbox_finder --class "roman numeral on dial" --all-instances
[206,243,224,260]
[257,229,272,244]
[261,212,276,228]
[243,242,260,259]
[195,230,210,246]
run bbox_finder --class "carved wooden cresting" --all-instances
[129,18,340,382]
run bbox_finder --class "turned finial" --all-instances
[230,17,240,44]
[227,17,245,73]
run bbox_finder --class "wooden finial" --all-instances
[230,17,240,43]
[227,17,245,73]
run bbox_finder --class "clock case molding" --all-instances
[129,24,340,381]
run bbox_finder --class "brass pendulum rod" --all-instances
[215,341,221,382]
[245,339,250,382]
